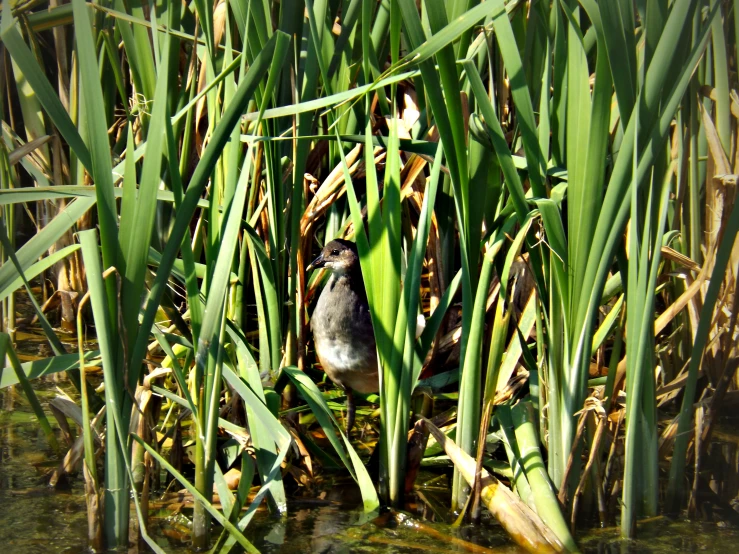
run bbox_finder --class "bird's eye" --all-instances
[331,249,340,256]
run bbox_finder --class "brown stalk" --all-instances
[471,399,494,522]
[569,399,607,531]
[688,402,706,516]
[690,294,739,504]
[699,352,739,455]
[557,408,588,505]
[419,416,564,554]
[404,417,431,494]
[392,512,499,554]
[700,102,732,287]
[82,461,104,552]
[602,409,624,506]
[613,248,711,393]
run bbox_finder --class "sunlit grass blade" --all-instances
[486,0,547,196]
[511,401,577,552]
[131,434,259,554]
[0,332,60,453]
[226,323,286,511]
[221,364,292,478]
[130,30,290,376]
[72,0,118,270]
[0,197,94,293]
[284,366,380,511]
[1,2,92,171]
[189,40,289,535]
[78,229,127,547]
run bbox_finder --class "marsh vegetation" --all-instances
[1,0,738,552]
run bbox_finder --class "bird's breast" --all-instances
[311,274,378,393]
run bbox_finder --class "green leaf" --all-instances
[283,366,380,512]
[0,197,95,296]
[1,2,92,171]
[130,31,291,375]
[72,0,118,267]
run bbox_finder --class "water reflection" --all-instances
[0,385,88,554]
[3,380,739,553]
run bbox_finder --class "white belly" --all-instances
[315,338,379,393]
[318,339,367,372]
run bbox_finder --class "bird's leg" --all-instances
[345,388,356,434]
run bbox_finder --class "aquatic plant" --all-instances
[0,0,737,551]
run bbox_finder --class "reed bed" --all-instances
[0,0,737,551]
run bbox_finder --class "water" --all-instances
[3,379,739,552]
[243,506,516,553]
[579,518,739,553]
[0,378,514,553]
[0,384,88,554]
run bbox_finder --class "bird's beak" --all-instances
[307,253,325,272]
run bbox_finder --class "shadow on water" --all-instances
[0,381,88,554]
[145,475,519,552]
[579,518,739,553]
[242,505,517,553]
[0,372,518,553]
[4,383,739,554]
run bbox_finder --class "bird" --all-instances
[307,239,378,433]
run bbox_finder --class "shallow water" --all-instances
[0,385,89,554]
[3,379,739,553]
[0,379,515,553]
[244,507,514,553]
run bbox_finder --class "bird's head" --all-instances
[307,239,359,275]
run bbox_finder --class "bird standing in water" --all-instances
[307,239,378,432]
